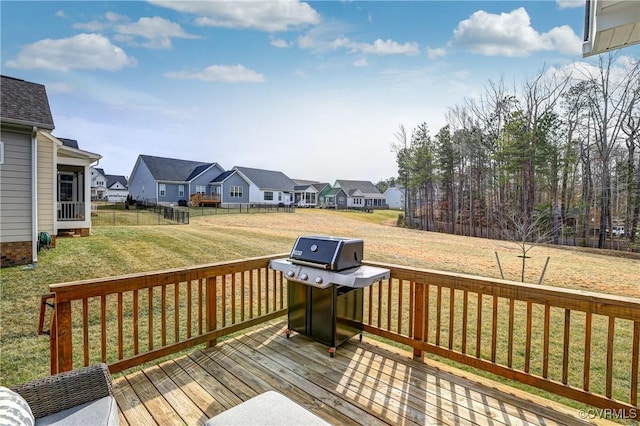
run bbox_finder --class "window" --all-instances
[196,185,206,194]
[178,185,185,198]
[0,141,4,165]
[264,191,273,201]
[159,184,166,197]
[230,186,243,198]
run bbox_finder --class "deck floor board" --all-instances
[113,319,614,425]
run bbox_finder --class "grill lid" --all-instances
[289,236,363,271]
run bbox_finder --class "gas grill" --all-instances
[269,236,390,356]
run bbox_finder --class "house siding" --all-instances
[191,164,225,196]
[220,173,249,204]
[0,129,32,243]
[37,132,55,236]
[128,160,156,203]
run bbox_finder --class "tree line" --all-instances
[379,53,640,250]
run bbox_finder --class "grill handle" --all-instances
[289,259,329,270]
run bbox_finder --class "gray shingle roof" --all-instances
[234,166,295,191]
[1,75,54,129]
[139,155,214,182]
[334,180,383,196]
[58,137,79,149]
[106,174,128,189]
[210,170,236,183]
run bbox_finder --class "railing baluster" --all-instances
[198,279,203,335]
[231,273,237,324]
[101,295,107,363]
[476,292,483,358]
[424,284,430,342]
[397,279,403,335]
[387,279,392,331]
[448,288,455,350]
[161,285,167,347]
[525,301,532,373]
[462,290,468,354]
[606,317,615,398]
[583,312,592,391]
[187,281,192,339]
[82,298,89,367]
[174,283,180,341]
[507,299,514,368]
[240,272,246,322]
[435,286,442,346]
[543,305,550,378]
[491,295,498,363]
[222,275,227,327]
[249,270,255,319]
[412,282,424,359]
[562,309,570,385]
[133,290,139,355]
[118,293,123,359]
[632,321,639,406]
[148,287,154,351]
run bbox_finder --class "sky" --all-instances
[2,0,637,184]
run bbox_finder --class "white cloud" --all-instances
[73,12,128,32]
[312,36,419,55]
[148,0,321,32]
[353,58,368,67]
[427,47,447,59]
[270,36,290,48]
[451,7,581,57]
[556,0,584,9]
[114,17,199,49]
[165,64,266,83]
[55,10,65,18]
[5,33,137,71]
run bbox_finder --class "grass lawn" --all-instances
[1,208,638,388]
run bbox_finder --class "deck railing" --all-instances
[46,254,287,375]
[361,260,639,413]
[45,255,639,412]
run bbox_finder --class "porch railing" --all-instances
[45,255,639,412]
[362,260,639,413]
[57,201,85,221]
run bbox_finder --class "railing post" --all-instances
[413,282,424,360]
[55,300,73,373]
[206,276,218,348]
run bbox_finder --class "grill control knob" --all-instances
[314,277,323,285]
[286,270,295,278]
[300,273,309,281]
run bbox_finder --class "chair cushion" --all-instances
[0,386,35,426]
[205,391,329,426]
[35,396,118,426]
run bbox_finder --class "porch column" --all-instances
[84,167,92,227]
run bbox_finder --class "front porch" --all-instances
[44,254,639,425]
[114,320,610,425]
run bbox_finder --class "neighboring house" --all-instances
[1,75,101,267]
[105,174,129,202]
[91,167,107,200]
[322,187,348,210]
[128,155,224,205]
[233,166,296,205]
[208,170,250,206]
[333,180,387,209]
[384,185,405,210]
[292,180,330,207]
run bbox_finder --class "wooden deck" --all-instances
[112,320,613,426]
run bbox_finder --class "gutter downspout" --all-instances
[31,126,38,264]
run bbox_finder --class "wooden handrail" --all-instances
[45,254,639,413]
[48,254,288,374]
[361,260,640,412]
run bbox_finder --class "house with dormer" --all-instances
[91,167,108,200]
[1,75,101,266]
[105,174,129,202]
[128,155,224,205]
[333,180,387,209]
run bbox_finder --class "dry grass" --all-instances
[1,209,638,388]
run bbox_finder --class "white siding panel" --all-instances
[0,130,32,243]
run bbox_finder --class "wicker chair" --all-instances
[11,363,119,425]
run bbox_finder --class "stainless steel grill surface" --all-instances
[268,235,390,356]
